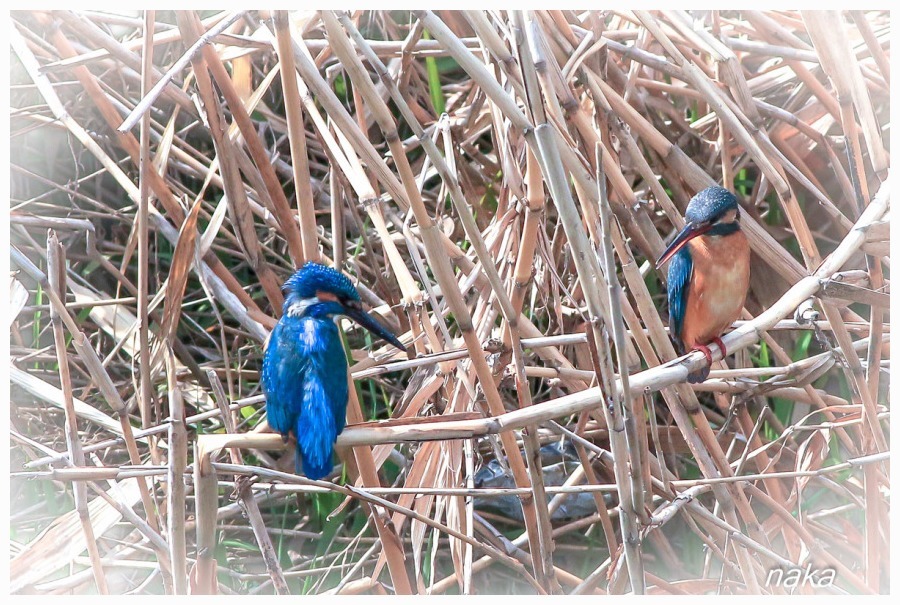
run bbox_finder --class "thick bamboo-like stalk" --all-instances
[802,11,889,177]
[596,162,647,593]
[192,440,219,594]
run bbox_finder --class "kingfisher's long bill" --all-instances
[657,186,750,383]
[656,221,713,268]
[342,302,405,351]
[261,262,405,480]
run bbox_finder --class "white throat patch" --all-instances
[286,296,320,318]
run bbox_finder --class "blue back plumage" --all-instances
[666,247,693,354]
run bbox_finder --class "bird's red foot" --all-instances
[692,344,713,365]
[711,336,727,358]
[687,344,713,383]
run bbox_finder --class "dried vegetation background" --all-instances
[8,9,891,595]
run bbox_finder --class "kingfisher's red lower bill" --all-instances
[657,187,750,383]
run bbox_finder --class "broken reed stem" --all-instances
[46,231,109,595]
[164,347,188,594]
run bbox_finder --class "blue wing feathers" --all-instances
[666,248,693,354]
[261,323,301,436]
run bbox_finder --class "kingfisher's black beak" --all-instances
[344,304,406,352]
[656,221,712,268]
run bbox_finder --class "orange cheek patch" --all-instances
[316,290,339,302]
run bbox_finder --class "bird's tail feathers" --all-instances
[296,381,338,481]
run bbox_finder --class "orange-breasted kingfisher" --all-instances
[261,262,405,480]
[656,187,750,383]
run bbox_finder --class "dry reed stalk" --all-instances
[46,231,109,594]
[164,348,188,594]
[273,11,320,263]
[136,11,157,484]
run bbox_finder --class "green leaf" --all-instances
[423,30,446,116]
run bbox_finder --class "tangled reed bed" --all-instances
[8,9,891,595]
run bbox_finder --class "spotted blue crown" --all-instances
[284,261,361,302]
[685,186,739,223]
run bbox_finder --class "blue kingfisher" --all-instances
[261,262,405,480]
[657,186,750,383]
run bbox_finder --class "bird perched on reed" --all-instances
[262,262,405,479]
[657,187,750,383]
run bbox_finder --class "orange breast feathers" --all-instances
[679,231,750,349]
